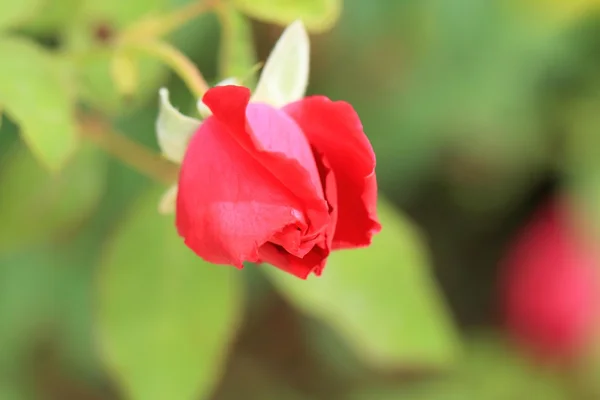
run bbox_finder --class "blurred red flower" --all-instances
[500,198,600,361]
[176,85,381,278]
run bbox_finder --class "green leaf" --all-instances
[0,251,61,367]
[217,4,257,83]
[233,0,341,33]
[69,46,167,115]
[348,334,571,400]
[0,143,106,255]
[251,20,309,107]
[0,379,38,400]
[563,92,600,236]
[0,37,78,170]
[0,249,67,398]
[64,0,170,114]
[264,198,459,369]
[57,258,107,382]
[213,360,309,400]
[97,186,242,400]
[576,337,600,397]
[454,334,571,400]
[0,0,42,30]
[512,0,600,31]
[78,0,167,28]
[19,0,84,34]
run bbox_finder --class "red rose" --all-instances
[175,85,381,278]
[500,198,600,360]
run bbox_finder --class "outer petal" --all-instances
[284,96,381,249]
[258,244,328,279]
[196,77,241,118]
[176,86,330,267]
[202,86,330,242]
[176,117,306,267]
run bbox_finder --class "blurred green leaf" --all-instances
[69,47,167,115]
[67,0,217,115]
[265,198,459,369]
[78,0,167,28]
[348,333,571,400]
[0,380,37,400]
[233,0,341,33]
[217,3,257,83]
[19,0,84,34]
[563,90,600,236]
[302,316,370,381]
[0,251,60,366]
[65,0,170,114]
[111,51,140,98]
[0,249,66,399]
[511,0,600,31]
[212,357,309,400]
[97,186,242,400]
[0,37,78,170]
[576,336,600,398]
[453,334,571,400]
[0,0,42,31]
[313,0,559,199]
[0,143,106,254]
[58,262,106,382]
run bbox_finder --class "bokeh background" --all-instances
[2,0,600,398]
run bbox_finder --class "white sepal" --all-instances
[158,184,178,215]
[251,20,310,107]
[156,88,201,164]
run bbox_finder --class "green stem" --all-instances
[79,114,179,185]
[119,0,220,42]
[128,40,209,98]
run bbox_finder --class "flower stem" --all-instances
[119,0,220,42]
[128,40,209,98]
[79,113,179,185]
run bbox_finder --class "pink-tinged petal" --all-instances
[284,96,381,249]
[202,86,330,246]
[176,116,306,267]
[246,104,323,197]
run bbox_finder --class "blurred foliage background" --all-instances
[1,0,600,399]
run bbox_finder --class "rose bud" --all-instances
[175,85,380,279]
[156,21,381,278]
[500,198,600,360]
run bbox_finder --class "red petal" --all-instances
[203,87,330,243]
[284,97,381,249]
[176,86,330,267]
[258,150,338,278]
[258,243,328,279]
[310,149,338,275]
[176,117,302,266]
